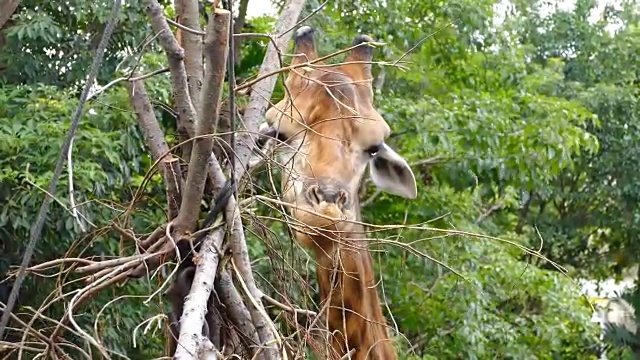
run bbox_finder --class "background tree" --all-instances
[6,0,639,358]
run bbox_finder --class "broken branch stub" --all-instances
[173,227,226,360]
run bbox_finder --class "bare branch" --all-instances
[262,294,317,317]
[0,0,21,30]
[174,228,226,359]
[233,0,307,181]
[175,0,204,112]
[163,159,184,219]
[173,8,230,234]
[128,80,172,161]
[167,17,206,35]
[215,270,260,355]
[203,151,283,359]
[172,10,232,358]
[127,79,183,219]
[233,0,249,65]
[86,67,169,101]
[143,0,198,146]
[207,164,283,359]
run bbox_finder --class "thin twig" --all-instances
[262,294,317,317]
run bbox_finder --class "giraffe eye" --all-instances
[364,144,381,156]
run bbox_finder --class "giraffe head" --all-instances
[261,26,417,233]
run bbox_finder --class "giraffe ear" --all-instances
[368,143,417,199]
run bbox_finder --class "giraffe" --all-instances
[260,26,418,360]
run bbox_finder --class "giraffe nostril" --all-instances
[336,189,349,208]
[306,185,323,205]
[303,181,351,208]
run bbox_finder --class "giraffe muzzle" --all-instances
[303,179,351,211]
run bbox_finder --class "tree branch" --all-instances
[129,4,304,359]
[127,79,172,162]
[174,228,226,359]
[173,10,230,359]
[130,0,233,277]
[0,0,21,30]
[143,0,198,151]
[127,79,183,219]
[175,0,204,112]
[232,0,307,182]
[233,0,249,65]
[207,154,282,360]
[173,8,230,235]
[174,0,203,164]
[215,269,260,355]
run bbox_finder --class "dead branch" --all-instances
[171,9,231,359]
[206,153,283,359]
[232,0,307,182]
[262,294,317,317]
[174,0,203,164]
[175,0,204,112]
[167,17,206,35]
[173,7,230,236]
[131,0,232,277]
[128,80,173,161]
[163,159,184,219]
[225,1,237,176]
[0,0,21,30]
[158,3,308,354]
[138,225,167,251]
[143,0,198,147]
[212,99,234,166]
[174,228,226,359]
[87,68,170,101]
[233,0,249,65]
[215,269,260,354]
[127,79,183,219]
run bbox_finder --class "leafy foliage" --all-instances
[0,76,170,355]
[0,0,168,87]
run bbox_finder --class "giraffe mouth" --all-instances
[282,178,355,230]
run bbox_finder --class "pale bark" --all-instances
[143,0,198,162]
[207,154,282,360]
[215,269,260,352]
[173,228,226,359]
[175,0,204,114]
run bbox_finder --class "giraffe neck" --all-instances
[312,195,397,360]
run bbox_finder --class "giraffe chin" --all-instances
[291,202,353,251]
[296,201,350,228]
